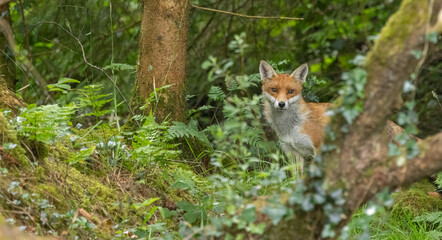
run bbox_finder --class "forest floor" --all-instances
[0,111,441,239]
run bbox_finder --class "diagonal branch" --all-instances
[334,0,442,184]
[323,0,442,220]
[349,131,442,206]
[395,131,442,186]
[191,4,304,20]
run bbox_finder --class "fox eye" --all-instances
[271,88,278,93]
[288,89,295,94]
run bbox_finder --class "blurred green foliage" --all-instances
[9,0,441,136]
[10,0,140,107]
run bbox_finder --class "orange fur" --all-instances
[262,70,333,154]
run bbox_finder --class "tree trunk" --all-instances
[131,0,190,122]
[258,0,442,239]
[328,0,442,217]
[0,2,23,112]
[0,2,16,91]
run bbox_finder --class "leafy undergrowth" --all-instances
[0,104,211,239]
[347,181,442,240]
[0,58,441,239]
[0,80,291,239]
[1,100,441,240]
[0,142,202,239]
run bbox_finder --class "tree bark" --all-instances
[131,0,190,122]
[0,2,23,112]
[0,78,24,112]
[0,2,15,91]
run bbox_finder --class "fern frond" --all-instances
[208,86,226,102]
[15,104,76,143]
[103,63,136,71]
[168,120,208,144]
[414,212,442,230]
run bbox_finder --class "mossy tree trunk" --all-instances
[0,2,15,91]
[0,2,23,113]
[257,0,442,239]
[131,0,190,122]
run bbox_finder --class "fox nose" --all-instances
[278,102,286,108]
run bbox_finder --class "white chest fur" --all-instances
[264,101,315,157]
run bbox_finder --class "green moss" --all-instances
[366,0,427,68]
[392,181,442,216]
[0,113,29,167]
[175,137,211,172]
[35,183,69,210]
[408,180,438,193]
[46,161,120,214]
[34,166,45,181]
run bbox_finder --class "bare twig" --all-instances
[191,4,303,20]
[187,0,224,51]
[18,0,32,59]
[34,21,139,126]
[19,139,37,168]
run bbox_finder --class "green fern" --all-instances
[132,113,181,168]
[436,172,442,189]
[15,104,76,144]
[414,212,442,231]
[103,63,136,72]
[242,126,264,148]
[139,85,172,111]
[208,86,226,102]
[168,119,208,144]
[186,105,213,118]
[77,85,112,117]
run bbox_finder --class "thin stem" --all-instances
[191,4,303,20]
[34,21,139,126]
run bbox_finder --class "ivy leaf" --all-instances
[301,196,314,211]
[248,223,266,234]
[240,205,256,223]
[202,195,214,209]
[426,32,438,43]
[170,179,195,190]
[177,201,197,212]
[262,205,287,225]
[183,210,200,223]
[321,224,335,238]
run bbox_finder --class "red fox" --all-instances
[260,61,415,175]
[260,60,333,173]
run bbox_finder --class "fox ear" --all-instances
[291,63,309,84]
[259,60,277,81]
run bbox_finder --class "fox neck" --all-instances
[267,95,308,134]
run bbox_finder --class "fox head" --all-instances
[260,61,308,110]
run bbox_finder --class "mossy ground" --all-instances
[1,109,440,239]
[0,115,206,239]
[348,180,442,239]
[391,180,442,216]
